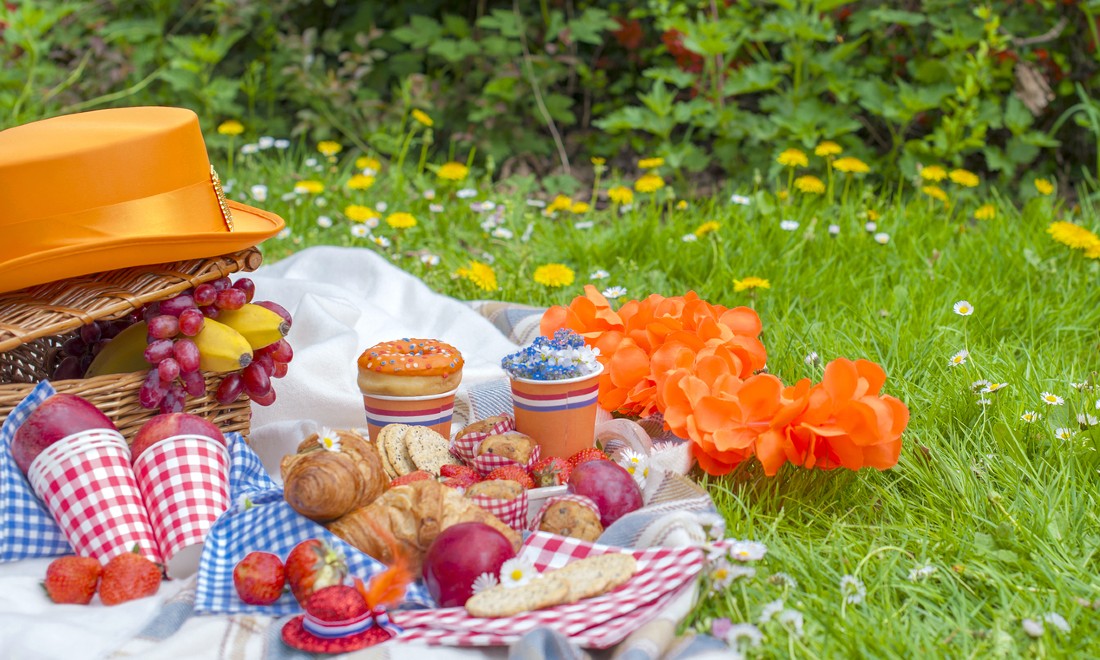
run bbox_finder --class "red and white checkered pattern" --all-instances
[527,494,599,531]
[450,415,541,475]
[467,487,528,531]
[394,531,707,649]
[26,429,160,564]
[132,434,230,574]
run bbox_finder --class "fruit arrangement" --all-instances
[61,276,295,413]
[43,550,163,607]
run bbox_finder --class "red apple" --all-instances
[11,393,117,475]
[130,413,226,461]
[422,522,516,608]
[567,459,643,527]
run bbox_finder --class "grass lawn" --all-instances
[228,144,1099,657]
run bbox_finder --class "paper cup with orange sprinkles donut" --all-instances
[357,338,464,442]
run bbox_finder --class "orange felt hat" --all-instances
[0,106,285,293]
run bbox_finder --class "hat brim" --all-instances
[0,200,284,294]
[281,615,394,654]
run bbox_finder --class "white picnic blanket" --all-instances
[0,246,719,660]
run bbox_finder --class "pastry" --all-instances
[477,431,537,464]
[465,479,523,501]
[457,415,511,437]
[327,479,520,574]
[281,429,388,523]
[357,338,463,397]
[537,498,603,542]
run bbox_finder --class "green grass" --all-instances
[228,146,1100,657]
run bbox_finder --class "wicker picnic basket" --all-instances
[0,248,264,440]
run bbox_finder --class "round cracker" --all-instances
[405,425,462,476]
[379,424,416,476]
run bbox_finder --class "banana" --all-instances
[85,321,151,377]
[193,318,254,372]
[214,303,289,350]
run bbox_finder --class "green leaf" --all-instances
[441,13,470,38]
[1003,96,1033,135]
[722,62,785,96]
[483,76,518,101]
[643,66,699,89]
[568,8,618,45]
[390,15,443,48]
[477,9,522,38]
[427,38,480,64]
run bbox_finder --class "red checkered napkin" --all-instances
[450,415,541,475]
[467,487,528,531]
[394,531,706,649]
[527,494,599,531]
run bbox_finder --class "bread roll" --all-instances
[478,431,537,464]
[280,429,388,523]
[327,479,521,574]
[357,338,463,396]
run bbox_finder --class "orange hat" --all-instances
[0,106,285,293]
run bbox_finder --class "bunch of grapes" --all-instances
[50,314,141,380]
[213,335,293,408]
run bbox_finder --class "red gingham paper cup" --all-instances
[527,493,600,531]
[450,415,541,475]
[26,429,161,564]
[467,487,529,532]
[132,434,230,579]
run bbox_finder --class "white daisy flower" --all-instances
[250,184,268,202]
[258,136,275,149]
[274,138,291,149]
[1043,612,1070,633]
[949,349,969,367]
[616,448,649,486]
[422,188,436,200]
[364,216,380,229]
[758,598,784,624]
[865,221,877,232]
[574,221,594,230]
[874,232,890,244]
[590,269,610,280]
[281,191,298,202]
[953,300,974,316]
[619,204,633,212]
[828,224,840,236]
[840,575,866,604]
[805,351,820,367]
[316,215,333,228]
[709,556,744,589]
[361,167,377,176]
[768,572,798,589]
[499,558,538,588]
[724,623,764,650]
[976,398,992,406]
[420,253,440,266]
[1040,392,1064,406]
[727,540,768,562]
[777,609,804,636]
[457,188,478,199]
[1021,411,1040,423]
[239,143,259,155]
[1070,381,1088,391]
[375,201,388,212]
[982,382,1008,394]
[681,234,698,242]
[371,235,391,248]
[277,228,291,240]
[471,572,499,595]
[525,198,546,208]
[971,379,992,392]
[317,428,341,452]
[304,157,317,167]
[491,227,514,239]
[1022,618,1044,638]
[429,203,444,213]
[1055,427,1076,441]
[908,564,937,581]
[602,286,627,300]
[730,194,751,205]
[314,196,327,207]
[1077,413,1099,428]
[780,220,799,231]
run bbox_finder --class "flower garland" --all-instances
[541,286,909,476]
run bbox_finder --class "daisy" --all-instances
[982,382,1008,394]
[371,235,391,249]
[1096,398,1100,410]
[681,234,698,242]
[456,188,478,199]
[976,398,992,406]
[602,286,627,300]
[471,572,498,595]
[727,540,768,562]
[590,269,610,280]
[908,564,937,581]
[953,300,974,316]
[525,198,546,208]
[1071,381,1089,391]
[723,623,764,650]
[277,228,291,240]
[250,184,268,202]
[1055,427,1076,441]
[491,227,514,239]
[730,194,751,205]
[1076,413,1098,427]
[1020,411,1040,423]
[375,201,388,212]
[768,572,798,589]
[422,189,436,200]
[758,599,785,624]
[470,201,496,213]
[840,575,865,604]
[710,557,754,589]
[316,215,333,228]
[828,224,840,236]
[499,558,538,588]
[948,349,969,367]
[280,192,296,202]
[874,232,890,244]
[317,427,341,452]
[971,379,992,392]
[304,158,318,168]
[574,221,594,230]
[429,204,444,213]
[1044,612,1070,633]
[776,609,804,636]
[419,253,440,266]
[805,351,820,367]
[780,220,799,231]
[865,221,877,232]
[274,138,290,149]
[617,448,650,486]
[1022,618,1044,637]
[1041,392,1064,405]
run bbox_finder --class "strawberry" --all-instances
[389,470,433,488]
[567,447,609,469]
[440,464,479,480]
[529,456,572,487]
[98,551,162,606]
[485,464,535,489]
[442,472,481,489]
[43,556,102,604]
[303,584,369,621]
[285,538,348,605]
[233,551,286,605]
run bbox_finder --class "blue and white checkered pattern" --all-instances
[0,381,73,561]
[194,437,435,616]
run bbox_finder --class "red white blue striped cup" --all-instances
[362,388,458,442]
[509,364,603,460]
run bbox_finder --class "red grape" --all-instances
[254,300,292,327]
[139,371,168,408]
[157,358,180,383]
[254,353,275,377]
[142,303,161,322]
[267,339,293,363]
[173,338,201,373]
[241,362,271,397]
[144,339,174,364]
[200,305,221,319]
[215,372,244,405]
[249,387,277,406]
[79,353,94,371]
[159,294,195,317]
[100,320,123,340]
[215,288,246,311]
[212,276,232,292]
[181,370,206,397]
[232,278,256,303]
[62,336,87,358]
[52,356,83,380]
[272,361,289,378]
[160,383,186,414]
[147,315,180,340]
[178,308,205,336]
[79,322,101,345]
[193,283,217,306]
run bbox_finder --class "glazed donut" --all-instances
[357,338,464,396]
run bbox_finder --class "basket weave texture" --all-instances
[0,249,263,439]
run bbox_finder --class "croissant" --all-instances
[281,429,388,523]
[327,479,521,574]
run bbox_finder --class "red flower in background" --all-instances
[613,17,644,50]
[661,29,703,73]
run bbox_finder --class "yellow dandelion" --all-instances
[455,260,498,291]
[920,165,947,182]
[638,157,664,170]
[386,212,417,229]
[1086,242,1100,259]
[1047,221,1100,251]
[546,195,574,214]
[356,156,381,171]
[347,174,375,190]
[634,173,665,193]
[676,200,689,210]
[973,204,996,220]
[922,185,948,203]
[570,201,591,214]
[833,157,869,174]
[866,209,881,221]
[294,180,324,194]
[345,204,379,222]
[437,161,469,181]
[411,109,433,127]
[733,276,770,292]
[217,120,244,136]
[777,190,790,201]
[777,148,808,168]
[533,263,575,288]
[317,141,342,157]
[694,221,720,237]
[794,175,826,194]
[591,156,606,166]
[608,186,634,206]
[1034,178,1054,196]
[814,141,842,158]
[949,169,980,188]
